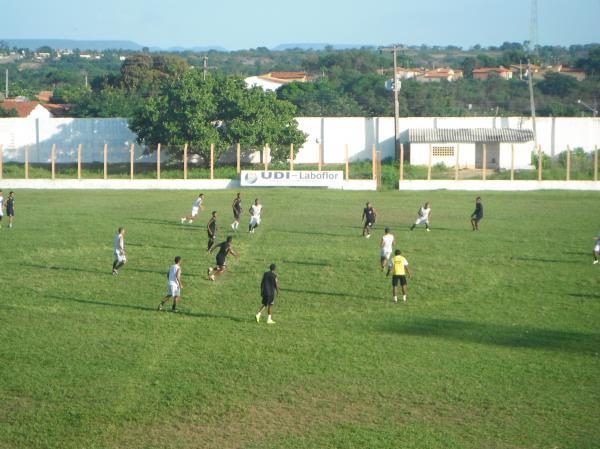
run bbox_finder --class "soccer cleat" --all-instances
[426,228,431,232]
[255,313,261,323]
[594,260,599,265]
[112,269,118,276]
[403,296,407,303]
[158,304,164,311]
[366,234,371,239]
[267,319,275,324]
[180,217,186,224]
[231,223,235,230]
[188,220,193,224]
[393,297,398,303]
[209,274,215,281]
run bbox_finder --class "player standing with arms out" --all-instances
[410,202,432,232]
[255,264,280,324]
[231,193,242,230]
[386,249,412,303]
[248,198,263,234]
[362,202,377,238]
[5,191,15,229]
[207,211,218,251]
[593,232,600,265]
[181,193,204,224]
[208,236,239,280]
[470,197,483,231]
[158,256,183,312]
[380,227,396,270]
[0,190,4,229]
[112,227,127,275]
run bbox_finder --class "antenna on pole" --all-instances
[529,0,538,55]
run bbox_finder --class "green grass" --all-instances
[0,189,599,449]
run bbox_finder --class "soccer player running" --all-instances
[158,256,183,312]
[207,211,218,251]
[5,191,15,229]
[380,227,395,270]
[0,189,4,229]
[255,263,280,324]
[208,236,239,280]
[362,202,377,238]
[181,193,205,224]
[593,232,600,265]
[386,249,412,303]
[411,202,432,232]
[248,198,263,233]
[231,193,242,231]
[470,196,484,231]
[112,227,127,275]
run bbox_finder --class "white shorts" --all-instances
[167,281,181,298]
[414,217,429,225]
[114,251,127,263]
[594,244,600,253]
[191,206,199,217]
[381,249,392,259]
[250,216,261,226]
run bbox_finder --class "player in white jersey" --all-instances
[410,202,431,232]
[181,193,204,224]
[112,227,127,275]
[593,232,600,265]
[380,227,396,270]
[248,198,263,233]
[0,190,4,229]
[158,256,183,312]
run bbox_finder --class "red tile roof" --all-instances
[473,67,512,73]
[1,100,45,117]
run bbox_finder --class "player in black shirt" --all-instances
[208,236,238,280]
[207,211,218,251]
[255,264,280,324]
[231,193,242,231]
[6,191,15,229]
[470,197,484,231]
[362,202,377,238]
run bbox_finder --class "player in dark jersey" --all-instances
[255,264,280,324]
[362,202,377,238]
[231,193,242,231]
[207,211,218,251]
[6,191,15,229]
[208,236,238,280]
[470,197,483,231]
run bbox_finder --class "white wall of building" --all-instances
[0,116,598,164]
[243,76,284,92]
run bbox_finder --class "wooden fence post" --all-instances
[511,144,515,181]
[236,143,241,174]
[210,143,214,180]
[377,151,382,191]
[318,143,323,171]
[427,144,432,180]
[51,144,56,180]
[264,145,269,171]
[482,143,487,181]
[594,145,598,182]
[372,144,377,180]
[290,143,294,171]
[103,144,108,179]
[345,144,349,180]
[455,144,460,181]
[0,144,3,179]
[157,143,161,180]
[183,143,188,180]
[566,145,571,181]
[130,144,135,180]
[537,145,542,181]
[25,146,29,179]
[77,144,82,180]
[400,143,405,183]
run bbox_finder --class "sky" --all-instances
[2,0,599,49]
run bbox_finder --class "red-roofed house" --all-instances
[244,71,308,91]
[1,100,54,118]
[472,67,513,81]
[417,68,463,83]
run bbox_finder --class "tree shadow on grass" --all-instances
[46,295,247,322]
[380,318,600,354]
[130,218,199,229]
[568,293,600,300]
[511,256,580,264]
[284,287,381,301]
[23,262,108,276]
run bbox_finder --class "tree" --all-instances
[129,71,306,163]
[538,72,578,96]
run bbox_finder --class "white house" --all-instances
[1,100,54,119]
[244,71,308,92]
[407,128,535,170]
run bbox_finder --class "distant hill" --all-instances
[271,43,376,51]
[0,39,144,51]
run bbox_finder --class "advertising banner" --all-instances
[241,170,344,187]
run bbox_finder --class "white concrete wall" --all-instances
[1,116,598,165]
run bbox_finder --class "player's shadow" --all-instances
[274,229,347,238]
[127,242,191,251]
[46,295,246,322]
[130,217,198,229]
[126,267,201,277]
[511,256,580,264]
[568,293,600,300]
[22,262,107,276]
[381,318,599,354]
[283,259,329,267]
[284,287,380,301]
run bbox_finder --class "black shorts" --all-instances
[472,215,483,222]
[366,221,375,227]
[7,209,14,217]
[262,295,275,306]
[392,275,407,287]
[216,254,227,268]
[233,209,241,219]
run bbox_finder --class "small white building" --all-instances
[244,71,308,92]
[407,128,535,170]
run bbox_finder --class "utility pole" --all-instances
[381,45,401,160]
[5,69,8,99]
[527,59,538,150]
[203,56,208,81]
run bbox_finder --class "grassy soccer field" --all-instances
[0,189,599,449]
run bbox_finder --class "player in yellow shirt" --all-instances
[386,249,412,303]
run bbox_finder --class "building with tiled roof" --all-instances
[472,67,513,81]
[417,68,463,83]
[1,100,54,118]
[244,71,308,91]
